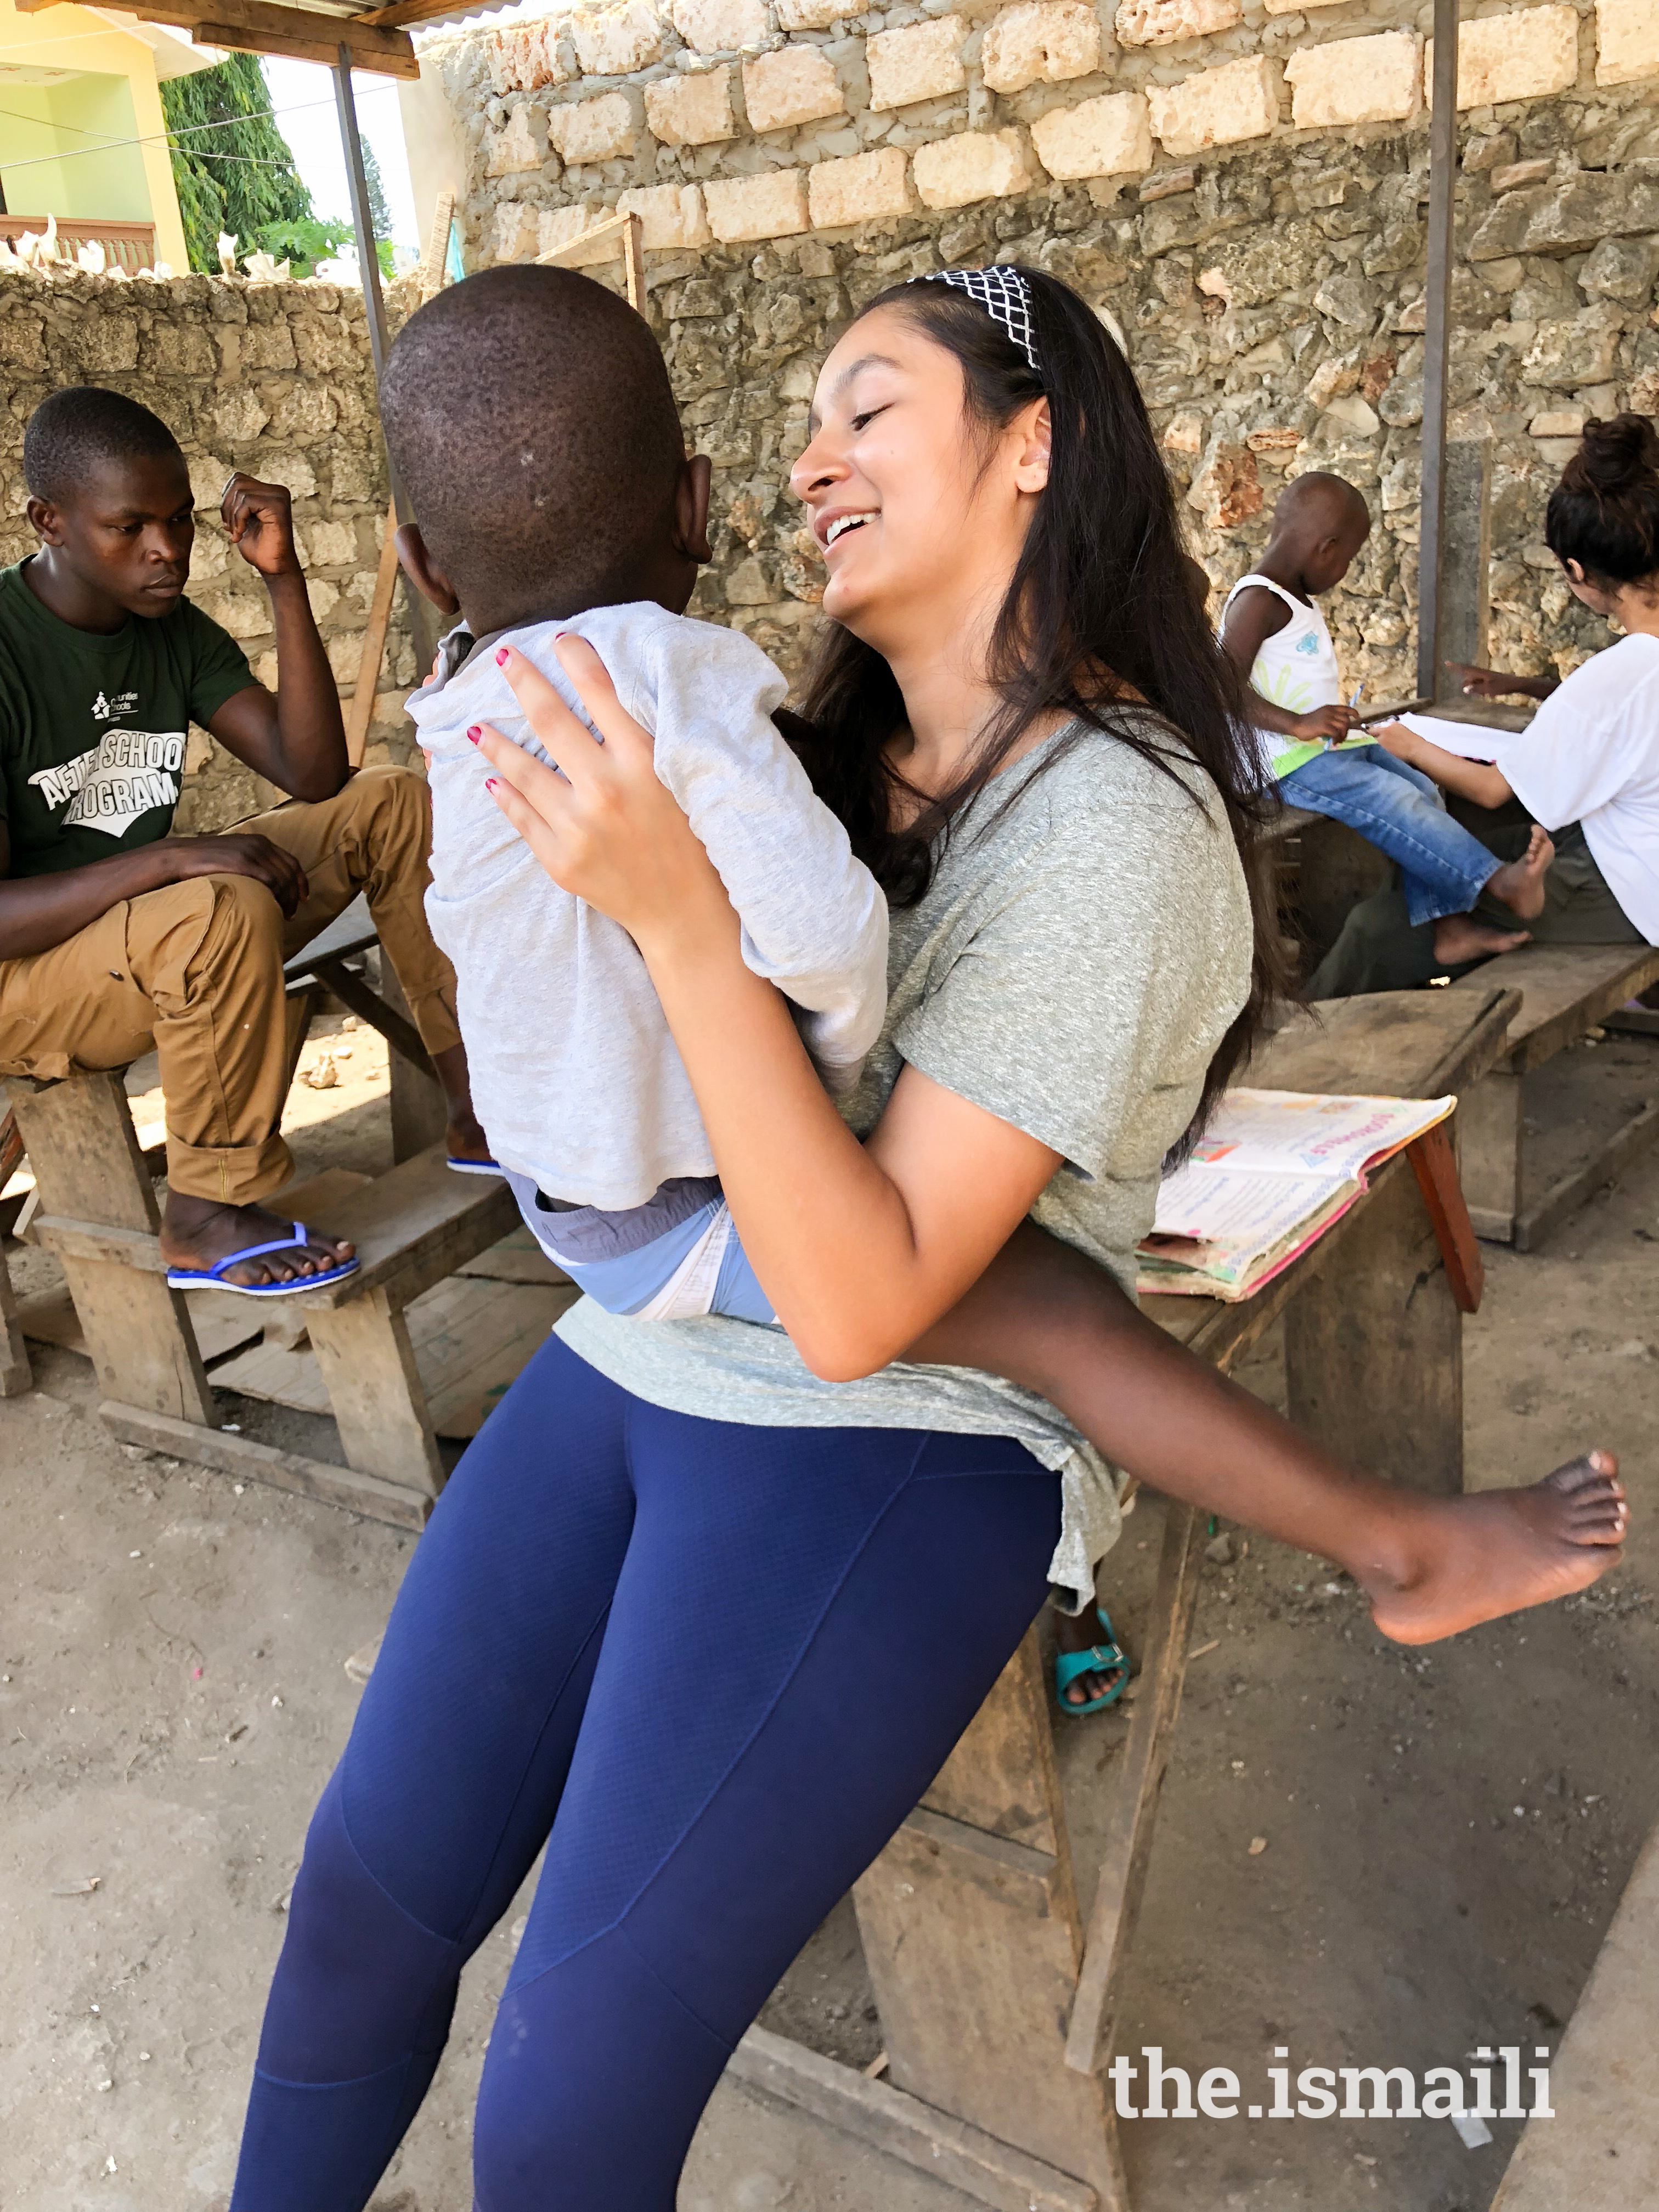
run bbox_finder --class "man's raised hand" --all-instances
[221,472,303,581]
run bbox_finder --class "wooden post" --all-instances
[306,1288,445,1497]
[7,1071,215,1426]
[537,210,647,315]
[1064,1498,1205,2081]
[1284,1155,1464,1493]
[853,1633,1126,2206]
[343,188,457,761]
[346,509,402,766]
[1459,1064,1523,1244]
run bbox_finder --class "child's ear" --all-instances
[394,523,462,616]
[674,454,714,567]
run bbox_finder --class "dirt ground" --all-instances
[2,1025,1656,2212]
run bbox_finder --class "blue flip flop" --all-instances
[1055,1606,1131,1717]
[165,1222,360,1299]
[447,1156,503,1176]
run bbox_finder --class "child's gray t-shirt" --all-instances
[407,603,888,1210]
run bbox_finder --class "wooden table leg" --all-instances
[853,1631,1127,2207]
[7,1072,214,1426]
[1065,1498,1204,2083]
[306,1288,445,1499]
[1284,1155,1464,1494]
[1459,1065,1523,1245]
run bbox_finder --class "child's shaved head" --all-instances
[1273,471,1370,545]
[381,265,687,625]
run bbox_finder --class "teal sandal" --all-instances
[1054,1606,1131,1717]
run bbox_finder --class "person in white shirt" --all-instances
[1313,415,1659,995]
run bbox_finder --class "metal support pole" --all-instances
[1417,0,1459,701]
[332,47,436,673]
[334,48,393,383]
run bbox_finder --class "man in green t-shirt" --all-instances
[1,386,489,1291]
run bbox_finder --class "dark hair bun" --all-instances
[1547,411,1659,585]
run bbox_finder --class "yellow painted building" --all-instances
[0,0,213,271]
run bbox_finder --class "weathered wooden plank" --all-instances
[9,1074,214,1426]
[276,1141,516,1311]
[1490,1822,1659,2211]
[1252,985,1517,1099]
[1284,1155,1463,1493]
[854,1807,1121,2200]
[1451,943,1659,1070]
[921,1628,1066,1854]
[1064,1499,1203,2078]
[306,1288,445,1496]
[1459,1064,1523,1244]
[311,957,431,1071]
[1407,1121,1483,1312]
[728,2028,1098,2212]
[1515,1096,1659,1254]
[100,1402,432,1531]
[346,505,402,767]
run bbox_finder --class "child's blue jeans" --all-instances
[1278,744,1500,927]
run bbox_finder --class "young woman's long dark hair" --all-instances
[1547,412,1659,588]
[788,264,1286,1128]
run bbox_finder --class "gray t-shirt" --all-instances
[558,714,1254,1605]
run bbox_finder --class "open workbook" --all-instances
[1137,1089,1457,1300]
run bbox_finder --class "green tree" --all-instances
[160,53,312,274]
[360,139,394,246]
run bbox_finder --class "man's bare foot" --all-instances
[1485,824,1555,920]
[431,1042,492,1164]
[1362,1452,1627,1646]
[160,1192,355,1290]
[1054,1599,1130,1708]
[1431,913,1531,968]
[445,1109,494,1166]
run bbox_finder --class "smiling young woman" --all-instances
[221,272,1623,2212]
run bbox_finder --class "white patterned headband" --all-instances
[913,266,1043,380]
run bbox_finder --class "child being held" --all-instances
[381,266,887,1322]
[1221,473,1556,975]
[381,263,1626,1711]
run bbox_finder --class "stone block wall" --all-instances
[422,0,1659,693]
[0,268,417,832]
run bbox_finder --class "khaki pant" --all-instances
[0,766,461,1205]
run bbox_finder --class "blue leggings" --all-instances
[230,1333,1059,2211]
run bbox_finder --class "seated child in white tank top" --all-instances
[381,268,888,1323]
[1218,472,1556,975]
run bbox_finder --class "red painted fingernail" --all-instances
[485,777,500,793]
[466,725,481,743]
[495,647,510,665]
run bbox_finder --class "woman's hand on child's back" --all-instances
[475,639,731,956]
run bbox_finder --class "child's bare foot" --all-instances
[1485,824,1554,920]
[1431,913,1530,968]
[1362,1451,1627,1646]
[1054,1600,1129,1708]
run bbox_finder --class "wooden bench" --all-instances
[1450,941,1659,1248]
[1490,1816,1659,2210]
[1260,714,1659,1253]
[736,985,1515,2212]
[4,1066,516,1528]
